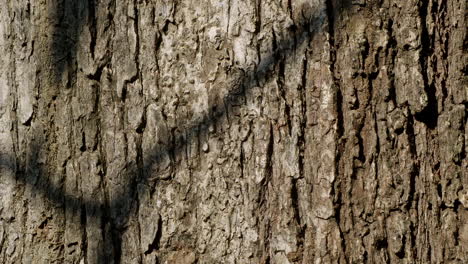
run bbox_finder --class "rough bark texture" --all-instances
[0,0,466,263]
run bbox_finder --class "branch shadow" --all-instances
[50,0,92,83]
[0,1,351,263]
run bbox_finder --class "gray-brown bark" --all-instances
[0,0,466,263]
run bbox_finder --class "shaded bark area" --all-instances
[0,0,466,263]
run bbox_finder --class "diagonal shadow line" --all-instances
[0,2,350,262]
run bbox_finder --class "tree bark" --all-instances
[0,0,466,263]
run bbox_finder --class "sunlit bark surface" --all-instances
[0,0,466,263]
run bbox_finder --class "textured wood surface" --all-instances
[0,0,466,263]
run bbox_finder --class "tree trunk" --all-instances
[0,0,466,263]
